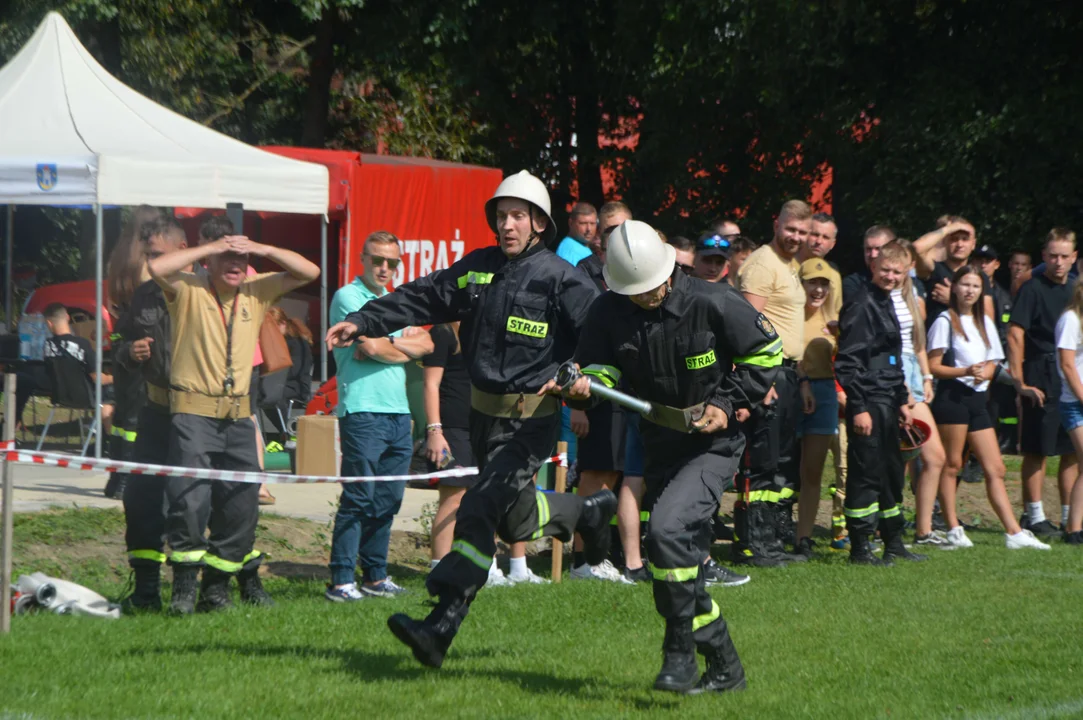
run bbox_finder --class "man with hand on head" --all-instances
[148,232,319,614]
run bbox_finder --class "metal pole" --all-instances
[320,214,328,383]
[94,205,103,458]
[2,372,17,633]
[4,206,13,332]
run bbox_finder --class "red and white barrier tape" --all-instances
[0,448,568,485]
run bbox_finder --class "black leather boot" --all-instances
[690,619,747,694]
[730,503,787,568]
[653,620,700,692]
[168,564,200,616]
[121,563,162,613]
[849,533,891,566]
[388,594,471,669]
[882,524,927,563]
[577,489,618,565]
[766,504,807,563]
[238,566,275,606]
[195,567,234,613]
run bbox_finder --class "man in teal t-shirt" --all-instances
[326,231,433,602]
[555,201,597,267]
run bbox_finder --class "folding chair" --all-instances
[35,353,100,456]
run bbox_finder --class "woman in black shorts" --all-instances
[422,323,546,584]
[928,266,1048,551]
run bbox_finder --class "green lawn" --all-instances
[1,509,1082,719]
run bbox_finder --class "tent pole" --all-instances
[4,206,13,331]
[320,214,328,384]
[94,205,103,458]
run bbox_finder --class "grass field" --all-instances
[1,496,1082,720]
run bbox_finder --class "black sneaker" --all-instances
[1022,518,1061,537]
[622,565,652,583]
[1064,531,1083,545]
[703,559,750,587]
[960,455,983,484]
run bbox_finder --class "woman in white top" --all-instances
[928,266,1048,550]
[1053,277,1083,545]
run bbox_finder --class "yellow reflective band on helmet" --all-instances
[582,364,622,388]
[110,426,137,442]
[692,600,721,632]
[456,271,494,289]
[880,506,901,519]
[651,565,699,582]
[128,549,166,564]
[452,539,493,571]
[685,350,717,371]
[204,554,244,573]
[171,550,206,564]
[507,316,548,338]
[844,503,880,519]
[532,492,551,540]
[734,338,784,368]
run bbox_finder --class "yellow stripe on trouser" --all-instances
[171,550,206,564]
[128,549,166,563]
[651,565,699,582]
[844,503,880,519]
[778,487,797,501]
[452,539,493,571]
[692,600,721,632]
[531,492,551,540]
[880,506,900,519]
[205,549,262,574]
[747,490,781,503]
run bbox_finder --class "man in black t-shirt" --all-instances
[41,302,115,435]
[1008,230,1079,536]
[842,225,894,303]
[913,216,995,323]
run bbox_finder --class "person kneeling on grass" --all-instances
[834,242,924,565]
[927,266,1049,550]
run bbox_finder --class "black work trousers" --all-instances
[741,364,800,504]
[426,409,584,600]
[644,433,744,625]
[124,403,171,566]
[844,401,905,537]
[165,413,262,573]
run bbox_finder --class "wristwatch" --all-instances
[388,336,395,345]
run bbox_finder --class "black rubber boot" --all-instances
[690,619,747,695]
[195,567,234,613]
[849,533,891,566]
[121,563,162,613]
[654,620,700,692]
[168,564,200,616]
[238,566,275,607]
[730,503,787,568]
[776,502,797,546]
[577,489,618,565]
[882,525,927,563]
[388,595,471,669]
[766,504,807,563]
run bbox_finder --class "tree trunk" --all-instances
[300,8,337,147]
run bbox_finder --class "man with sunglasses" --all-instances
[326,231,435,602]
[326,170,615,669]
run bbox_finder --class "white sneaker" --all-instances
[1006,529,1051,550]
[944,526,974,549]
[486,564,511,587]
[507,568,550,585]
[570,560,634,584]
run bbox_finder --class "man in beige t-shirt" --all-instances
[149,234,319,615]
[731,200,811,565]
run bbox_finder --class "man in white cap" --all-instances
[326,170,616,669]
[547,220,782,695]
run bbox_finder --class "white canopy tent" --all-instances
[0,12,331,457]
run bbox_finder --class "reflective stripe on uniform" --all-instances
[778,487,798,501]
[243,549,262,565]
[734,338,784,368]
[204,554,244,573]
[531,492,551,540]
[506,316,548,338]
[685,350,717,371]
[171,550,206,565]
[651,565,699,582]
[844,503,880,519]
[692,600,721,632]
[582,364,622,388]
[747,489,781,503]
[452,539,493,571]
[880,505,901,519]
[128,549,166,564]
[111,426,137,442]
[610,510,650,526]
[456,271,494,288]
[1000,417,1018,425]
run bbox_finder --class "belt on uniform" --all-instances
[146,382,170,409]
[170,389,251,420]
[470,387,559,419]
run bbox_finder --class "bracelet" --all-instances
[922,374,933,381]
[426,423,443,433]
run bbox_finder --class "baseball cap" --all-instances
[973,244,998,260]
[696,234,731,258]
[800,258,834,282]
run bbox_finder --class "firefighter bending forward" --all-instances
[326,171,617,669]
[548,221,782,694]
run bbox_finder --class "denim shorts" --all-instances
[902,352,925,403]
[1061,400,1083,432]
[798,379,839,436]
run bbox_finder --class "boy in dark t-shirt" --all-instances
[42,302,115,434]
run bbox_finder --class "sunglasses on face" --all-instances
[366,254,401,270]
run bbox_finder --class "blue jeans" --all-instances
[329,412,412,586]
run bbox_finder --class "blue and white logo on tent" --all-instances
[36,163,58,191]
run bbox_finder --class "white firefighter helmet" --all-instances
[484,170,556,244]
[603,220,676,295]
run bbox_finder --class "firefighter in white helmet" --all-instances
[548,220,783,694]
[326,170,616,669]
